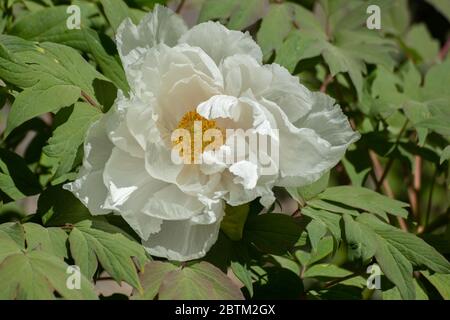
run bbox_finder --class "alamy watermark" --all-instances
[366,263,381,290]
[66,5,81,30]
[170,124,280,176]
[367,5,381,30]
[66,265,81,290]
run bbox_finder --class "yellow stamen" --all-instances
[173,110,223,162]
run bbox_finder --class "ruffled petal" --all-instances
[142,200,224,261]
[142,184,204,220]
[126,43,223,104]
[105,91,146,158]
[261,63,314,123]
[63,118,113,215]
[179,21,262,65]
[261,96,359,187]
[102,148,165,239]
[116,4,188,68]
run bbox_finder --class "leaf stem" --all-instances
[175,0,186,14]
[375,120,409,191]
[81,91,99,109]
[424,166,437,228]
[323,271,363,289]
[439,36,450,61]
[369,150,408,231]
[320,73,334,93]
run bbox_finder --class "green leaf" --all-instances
[0,233,22,264]
[301,207,342,241]
[308,236,334,266]
[220,204,249,241]
[375,235,415,300]
[7,80,81,136]
[10,6,129,93]
[252,266,303,299]
[275,29,323,73]
[231,260,254,297]
[0,222,25,248]
[318,186,409,219]
[199,0,265,30]
[342,214,377,263]
[36,185,92,226]
[306,219,327,251]
[287,171,330,203]
[0,249,97,300]
[382,278,428,300]
[303,263,352,279]
[341,157,371,187]
[0,148,41,202]
[100,0,134,33]
[23,223,68,259]
[9,6,91,40]
[306,199,359,216]
[68,227,98,281]
[68,220,148,289]
[405,24,440,64]
[440,145,450,164]
[425,0,450,22]
[43,102,102,180]
[358,214,450,274]
[0,36,105,135]
[132,261,178,300]
[421,271,450,299]
[244,213,302,254]
[275,2,395,99]
[158,262,244,300]
[256,2,294,60]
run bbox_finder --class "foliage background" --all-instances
[0,0,449,300]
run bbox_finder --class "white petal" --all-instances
[179,21,263,65]
[102,148,166,239]
[143,201,224,261]
[197,95,240,121]
[105,92,145,158]
[145,140,183,184]
[222,56,314,124]
[261,63,314,123]
[158,73,221,129]
[116,5,188,68]
[261,96,359,187]
[142,184,204,220]
[63,118,113,215]
[126,44,223,101]
[221,170,275,206]
[229,160,258,189]
[294,92,361,147]
[221,54,271,97]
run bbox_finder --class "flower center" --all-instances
[172,110,224,163]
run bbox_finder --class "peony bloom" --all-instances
[64,5,359,261]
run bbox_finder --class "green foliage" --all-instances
[0,0,449,301]
[68,220,148,289]
[134,261,244,300]
[0,223,97,299]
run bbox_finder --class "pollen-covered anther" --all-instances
[173,110,224,162]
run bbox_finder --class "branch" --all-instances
[320,73,334,93]
[407,156,422,221]
[418,209,450,235]
[439,37,450,61]
[175,0,186,14]
[375,120,408,191]
[369,150,408,231]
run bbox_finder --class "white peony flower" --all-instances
[64,5,359,261]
